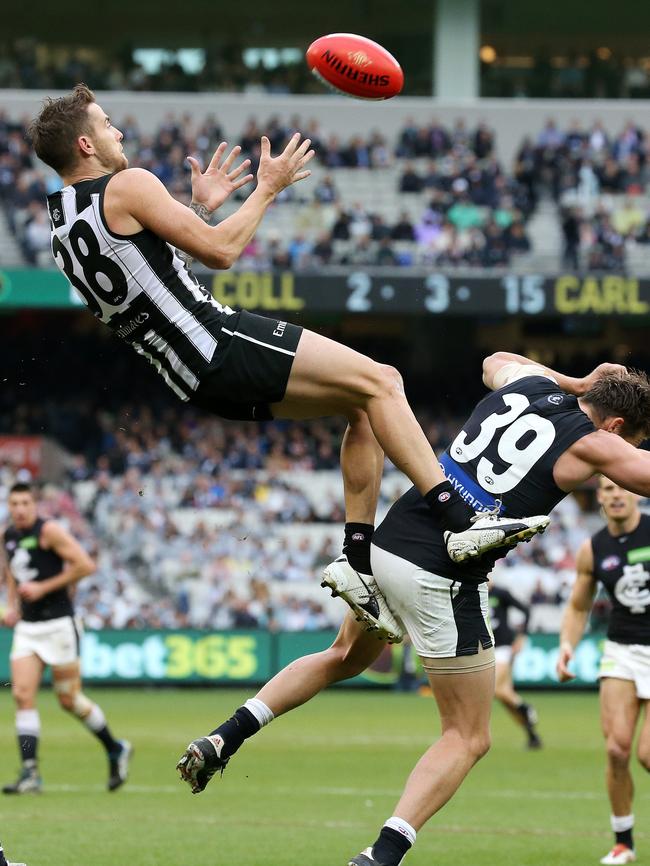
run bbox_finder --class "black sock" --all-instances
[0,845,7,866]
[616,828,634,849]
[209,706,260,761]
[19,734,38,764]
[372,827,412,866]
[516,702,534,732]
[343,522,374,574]
[95,725,121,758]
[424,482,473,532]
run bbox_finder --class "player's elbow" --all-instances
[82,557,97,577]
[482,353,505,388]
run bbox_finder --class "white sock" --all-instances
[244,698,274,728]
[16,709,40,737]
[611,814,634,833]
[84,703,107,733]
[384,816,417,847]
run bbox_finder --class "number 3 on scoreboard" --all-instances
[450,393,556,494]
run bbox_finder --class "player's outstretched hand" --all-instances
[256,133,315,197]
[580,362,629,394]
[556,641,576,682]
[187,143,254,213]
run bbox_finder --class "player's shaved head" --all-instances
[28,83,96,174]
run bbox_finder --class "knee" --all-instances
[11,684,35,709]
[607,736,632,767]
[468,731,492,762]
[365,363,405,402]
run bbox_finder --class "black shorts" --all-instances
[190,310,303,421]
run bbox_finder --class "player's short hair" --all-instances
[8,482,35,498]
[28,83,96,175]
[583,369,650,439]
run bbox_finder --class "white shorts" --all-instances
[371,544,494,659]
[10,616,82,667]
[599,640,650,700]
[494,645,514,666]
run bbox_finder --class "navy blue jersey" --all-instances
[3,519,73,622]
[374,375,596,582]
[591,514,650,645]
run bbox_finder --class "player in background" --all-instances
[28,87,549,642]
[2,483,131,794]
[558,477,650,865]
[177,355,650,866]
[489,581,542,748]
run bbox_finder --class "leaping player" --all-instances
[558,477,650,865]
[28,86,549,643]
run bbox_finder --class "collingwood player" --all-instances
[2,483,131,794]
[177,355,650,866]
[27,87,548,642]
[489,581,542,749]
[558,478,650,865]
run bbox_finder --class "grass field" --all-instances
[0,687,648,866]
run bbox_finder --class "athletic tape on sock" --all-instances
[16,709,40,736]
[384,816,417,846]
[244,698,274,727]
[611,814,634,833]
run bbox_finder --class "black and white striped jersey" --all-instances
[47,173,235,402]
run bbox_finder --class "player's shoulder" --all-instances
[108,167,164,192]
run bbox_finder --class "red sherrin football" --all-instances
[306,33,404,100]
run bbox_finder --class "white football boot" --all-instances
[321,557,404,644]
[445,501,550,563]
[600,845,636,865]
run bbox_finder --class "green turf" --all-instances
[0,688,648,866]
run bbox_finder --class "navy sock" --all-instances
[343,522,374,574]
[424,482,473,532]
[371,826,412,866]
[19,734,37,763]
[0,845,7,866]
[95,725,121,758]
[209,706,260,761]
[616,828,634,849]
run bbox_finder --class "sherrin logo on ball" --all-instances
[306,33,404,100]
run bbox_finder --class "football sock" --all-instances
[83,703,122,757]
[0,844,7,866]
[424,482,473,532]
[343,522,374,574]
[16,709,40,765]
[516,702,535,731]
[209,701,273,761]
[611,814,634,850]
[371,819,416,865]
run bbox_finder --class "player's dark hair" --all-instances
[27,83,96,175]
[582,369,650,438]
[8,482,35,498]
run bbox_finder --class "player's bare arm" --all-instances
[482,352,627,395]
[103,134,314,269]
[2,560,19,626]
[16,522,95,604]
[557,539,598,682]
[562,432,650,497]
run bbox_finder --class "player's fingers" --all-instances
[233,173,254,190]
[297,149,316,169]
[221,144,242,173]
[260,136,271,159]
[283,132,301,156]
[208,142,228,170]
[186,156,202,176]
[290,169,312,184]
[228,158,251,179]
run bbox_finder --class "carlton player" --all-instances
[559,477,650,865]
[2,483,131,794]
[177,354,650,866]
